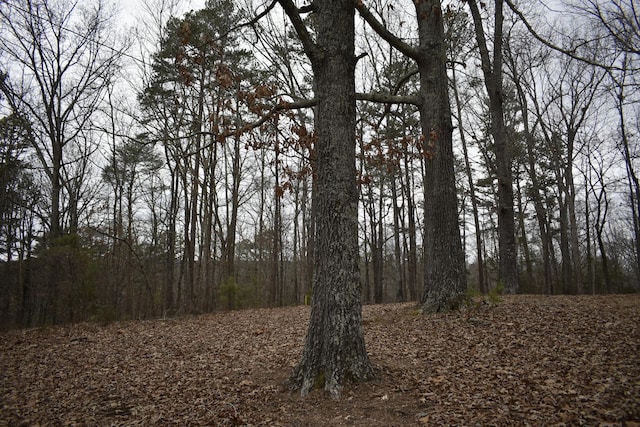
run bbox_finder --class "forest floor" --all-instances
[1,295,639,426]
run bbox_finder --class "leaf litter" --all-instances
[1,295,639,426]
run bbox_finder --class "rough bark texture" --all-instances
[417,0,468,313]
[284,0,374,397]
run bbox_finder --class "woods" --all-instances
[0,0,638,340]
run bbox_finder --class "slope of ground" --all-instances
[1,295,639,426]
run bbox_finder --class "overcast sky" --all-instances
[117,0,206,28]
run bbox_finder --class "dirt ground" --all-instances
[1,294,639,426]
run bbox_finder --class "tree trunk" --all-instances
[558,191,573,294]
[164,153,178,314]
[403,154,418,301]
[273,138,283,306]
[591,159,611,293]
[391,175,405,302]
[222,135,242,281]
[508,56,553,294]
[368,176,384,304]
[616,73,640,291]
[374,178,384,303]
[566,161,582,293]
[468,0,518,293]
[584,158,594,294]
[283,0,374,397]
[50,142,63,241]
[303,171,315,303]
[515,170,533,286]
[417,0,467,312]
[451,64,486,294]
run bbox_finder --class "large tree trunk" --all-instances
[354,0,466,308]
[283,0,374,397]
[417,0,467,313]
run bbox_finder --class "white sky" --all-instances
[116,0,206,28]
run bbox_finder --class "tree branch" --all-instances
[237,97,317,133]
[355,0,419,60]
[177,97,318,156]
[504,0,622,71]
[392,68,419,94]
[298,2,316,14]
[467,0,495,83]
[226,0,279,36]
[356,92,421,106]
[277,0,318,61]
[371,68,420,129]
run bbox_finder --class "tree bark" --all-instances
[281,0,374,397]
[416,0,467,312]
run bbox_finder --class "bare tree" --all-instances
[0,0,124,242]
[571,0,640,59]
[466,0,518,293]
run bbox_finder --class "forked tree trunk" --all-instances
[281,0,374,397]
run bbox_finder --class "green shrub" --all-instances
[217,276,257,310]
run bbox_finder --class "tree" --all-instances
[570,0,640,63]
[356,0,468,311]
[278,0,375,397]
[541,54,605,294]
[612,55,640,291]
[0,113,33,260]
[466,0,518,293]
[0,0,123,243]
[587,147,613,293]
[139,0,257,313]
[102,132,163,319]
[582,1,640,290]
[447,8,488,294]
[503,35,555,293]
[414,0,468,311]
[0,111,41,326]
